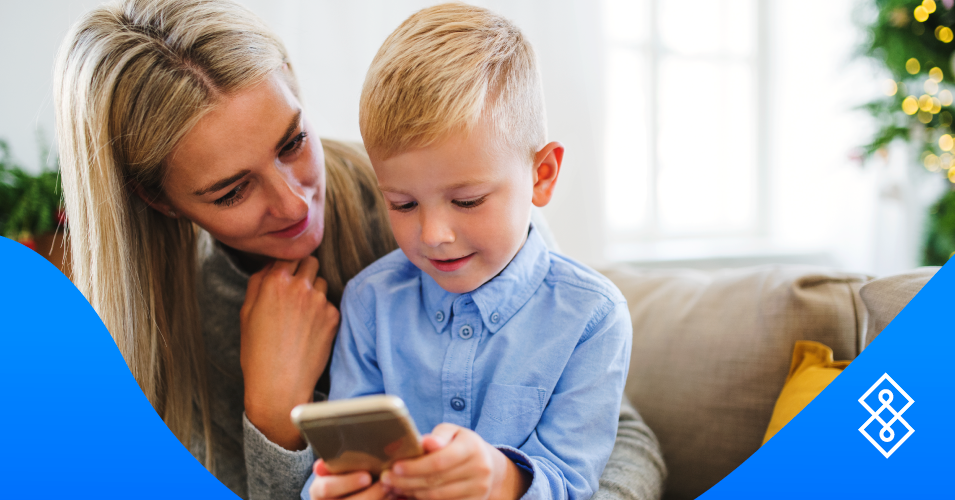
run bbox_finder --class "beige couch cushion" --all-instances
[859,267,938,346]
[600,265,868,500]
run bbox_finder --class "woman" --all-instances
[54,1,666,499]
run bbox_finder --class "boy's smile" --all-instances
[370,120,562,294]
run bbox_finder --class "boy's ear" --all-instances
[531,141,564,207]
[129,181,179,218]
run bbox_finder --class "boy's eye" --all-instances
[280,131,307,156]
[389,201,417,212]
[214,182,249,207]
[453,195,487,209]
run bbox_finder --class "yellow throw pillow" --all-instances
[761,341,851,444]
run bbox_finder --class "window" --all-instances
[603,0,763,253]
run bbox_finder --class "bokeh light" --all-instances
[925,79,939,94]
[941,153,954,169]
[942,110,954,125]
[932,97,942,113]
[924,0,937,14]
[884,79,899,96]
[919,94,934,111]
[949,166,955,182]
[914,5,929,22]
[919,110,935,123]
[930,67,944,82]
[941,89,954,106]
[939,134,953,151]
[903,96,920,114]
[907,58,921,74]
[925,153,941,171]
[937,26,954,43]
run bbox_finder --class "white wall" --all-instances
[239,0,609,265]
[0,0,939,274]
[0,0,103,171]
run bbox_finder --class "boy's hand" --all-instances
[308,460,387,500]
[379,423,531,500]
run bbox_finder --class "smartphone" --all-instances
[290,395,424,476]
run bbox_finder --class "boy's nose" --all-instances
[420,210,455,248]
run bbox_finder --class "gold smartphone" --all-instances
[290,395,424,476]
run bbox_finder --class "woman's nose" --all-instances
[268,169,309,220]
[420,209,455,248]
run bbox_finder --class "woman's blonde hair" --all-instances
[54,0,394,469]
[359,3,546,161]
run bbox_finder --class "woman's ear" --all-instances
[130,181,179,218]
[531,141,564,207]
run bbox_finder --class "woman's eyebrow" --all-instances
[275,110,303,151]
[192,170,251,196]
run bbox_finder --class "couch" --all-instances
[599,264,938,499]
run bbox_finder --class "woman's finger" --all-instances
[296,255,320,280]
[313,276,329,295]
[269,258,300,276]
[241,265,268,319]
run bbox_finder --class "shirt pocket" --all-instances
[476,383,546,447]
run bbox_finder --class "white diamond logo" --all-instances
[859,373,913,458]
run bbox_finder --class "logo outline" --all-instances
[858,372,914,458]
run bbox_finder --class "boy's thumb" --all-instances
[422,423,458,452]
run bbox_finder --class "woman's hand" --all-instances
[308,460,387,500]
[379,423,531,500]
[240,256,340,450]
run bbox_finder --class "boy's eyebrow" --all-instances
[379,179,490,195]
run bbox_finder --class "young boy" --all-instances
[305,4,631,499]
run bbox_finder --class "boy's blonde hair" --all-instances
[359,3,546,161]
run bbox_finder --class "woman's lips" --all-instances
[429,253,474,272]
[269,212,310,238]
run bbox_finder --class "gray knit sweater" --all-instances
[195,228,666,500]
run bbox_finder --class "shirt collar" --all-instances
[421,223,551,334]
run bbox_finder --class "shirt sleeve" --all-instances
[593,396,667,500]
[243,412,315,500]
[328,282,385,401]
[504,301,633,500]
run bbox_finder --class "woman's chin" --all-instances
[267,227,323,260]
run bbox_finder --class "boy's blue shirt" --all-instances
[302,225,632,500]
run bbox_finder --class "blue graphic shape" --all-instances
[701,260,955,498]
[0,237,238,498]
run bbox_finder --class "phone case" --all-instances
[291,395,424,475]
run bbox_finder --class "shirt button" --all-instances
[450,397,466,411]
[435,311,445,322]
[490,312,500,323]
[459,324,473,339]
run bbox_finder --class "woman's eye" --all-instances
[213,182,248,207]
[389,201,417,212]
[280,131,308,156]
[454,196,487,209]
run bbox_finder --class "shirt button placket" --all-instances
[442,296,480,428]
